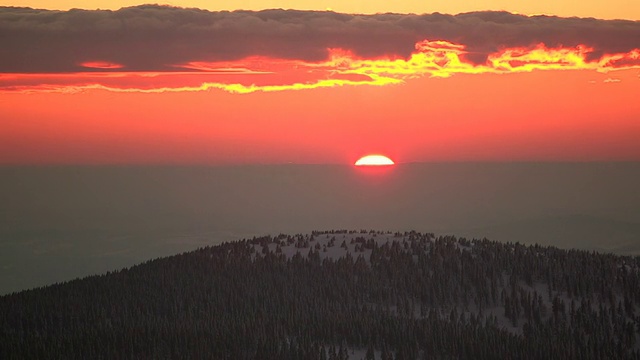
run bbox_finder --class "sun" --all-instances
[354,155,395,166]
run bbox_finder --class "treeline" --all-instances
[1,231,639,359]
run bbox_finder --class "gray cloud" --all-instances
[1,5,639,72]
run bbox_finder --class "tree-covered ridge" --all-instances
[1,230,639,359]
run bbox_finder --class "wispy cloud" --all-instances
[1,6,639,93]
[2,6,639,72]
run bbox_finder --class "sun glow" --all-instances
[355,155,395,166]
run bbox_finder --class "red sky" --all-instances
[1,7,639,164]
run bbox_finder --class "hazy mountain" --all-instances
[460,214,640,255]
[1,163,639,294]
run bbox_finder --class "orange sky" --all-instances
[1,5,639,164]
[1,67,638,164]
[4,0,640,20]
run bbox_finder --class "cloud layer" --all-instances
[1,5,639,73]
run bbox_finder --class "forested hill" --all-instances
[2,230,640,359]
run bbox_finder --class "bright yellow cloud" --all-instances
[2,40,639,94]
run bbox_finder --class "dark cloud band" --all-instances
[1,5,639,72]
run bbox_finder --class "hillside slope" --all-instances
[1,230,639,359]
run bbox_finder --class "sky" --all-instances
[1,1,639,164]
[4,0,640,20]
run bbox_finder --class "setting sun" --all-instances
[354,155,395,166]
[2,2,640,358]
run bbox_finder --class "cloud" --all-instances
[1,5,639,73]
[81,61,124,69]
